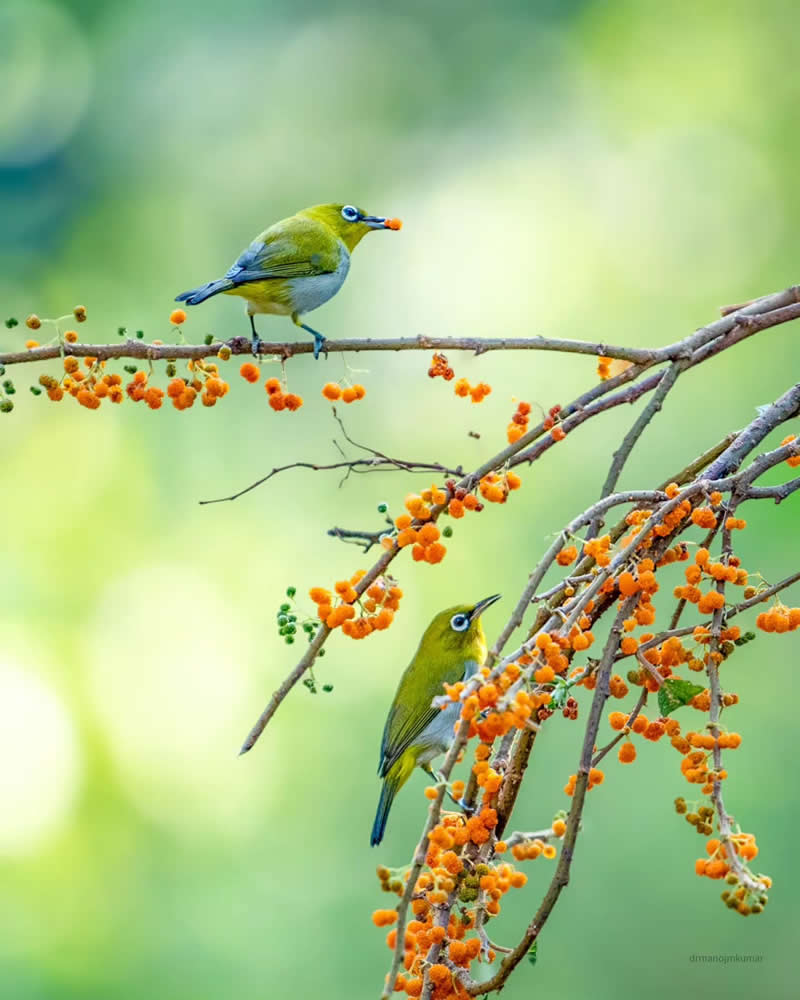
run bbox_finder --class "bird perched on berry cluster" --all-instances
[176,203,402,358]
[371,595,501,846]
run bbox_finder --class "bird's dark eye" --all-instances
[341,205,359,222]
[450,613,469,633]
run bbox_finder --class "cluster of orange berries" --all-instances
[373,807,536,997]
[309,573,402,639]
[564,768,604,795]
[507,401,532,443]
[427,352,455,380]
[755,603,800,632]
[541,404,565,442]
[445,662,548,741]
[454,378,492,403]
[381,482,488,563]
[165,360,231,409]
[263,376,303,411]
[672,547,748,613]
[674,805,770,914]
[321,381,366,403]
[695,834,758,875]
[38,362,123,407]
[445,484,484,519]
[584,533,611,567]
[478,469,521,504]
[509,820,565,861]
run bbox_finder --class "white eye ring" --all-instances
[341,205,359,222]
[450,613,470,632]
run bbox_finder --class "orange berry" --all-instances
[556,545,577,566]
[418,523,440,546]
[170,308,187,325]
[424,542,447,564]
[240,362,260,383]
[284,392,303,411]
[322,382,342,401]
[341,387,358,403]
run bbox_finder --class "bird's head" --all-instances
[302,203,402,251]
[421,595,502,658]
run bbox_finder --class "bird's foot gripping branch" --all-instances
[3,285,800,1000]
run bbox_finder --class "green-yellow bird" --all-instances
[371,595,501,846]
[175,203,402,358]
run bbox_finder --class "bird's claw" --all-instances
[456,797,475,816]
[251,334,262,359]
[312,332,327,360]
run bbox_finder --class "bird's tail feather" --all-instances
[371,779,397,847]
[371,751,415,846]
[175,278,234,305]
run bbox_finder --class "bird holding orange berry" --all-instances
[176,203,401,359]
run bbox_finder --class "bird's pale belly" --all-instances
[287,253,350,314]
[414,657,482,766]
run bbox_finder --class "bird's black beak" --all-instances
[361,214,402,230]
[468,594,501,622]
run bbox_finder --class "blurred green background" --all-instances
[1,0,799,997]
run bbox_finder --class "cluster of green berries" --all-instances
[458,864,490,903]
[675,798,714,835]
[277,586,332,695]
[376,865,404,895]
[1,369,15,412]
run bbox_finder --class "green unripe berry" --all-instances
[118,326,126,336]
[279,602,290,612]
[136,330,144,339]
[204,334,214,345]
[285,635,295,644]
[322,684,333,692]
[286,586,296,598]
[442,525,453,538]
[277,614,289,626]
[318,648,326,657]
[29,386,42,395]
[0,399,13,413]
[166,362,177,377]
[377,502,388,513]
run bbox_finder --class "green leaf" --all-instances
[527,940,538,967]
[658,678,705,716]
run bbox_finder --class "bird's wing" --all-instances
[225,217,341,283]
[378,654,466,778]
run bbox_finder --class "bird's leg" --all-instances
[249,313,262,358]
[292,311,327,360]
